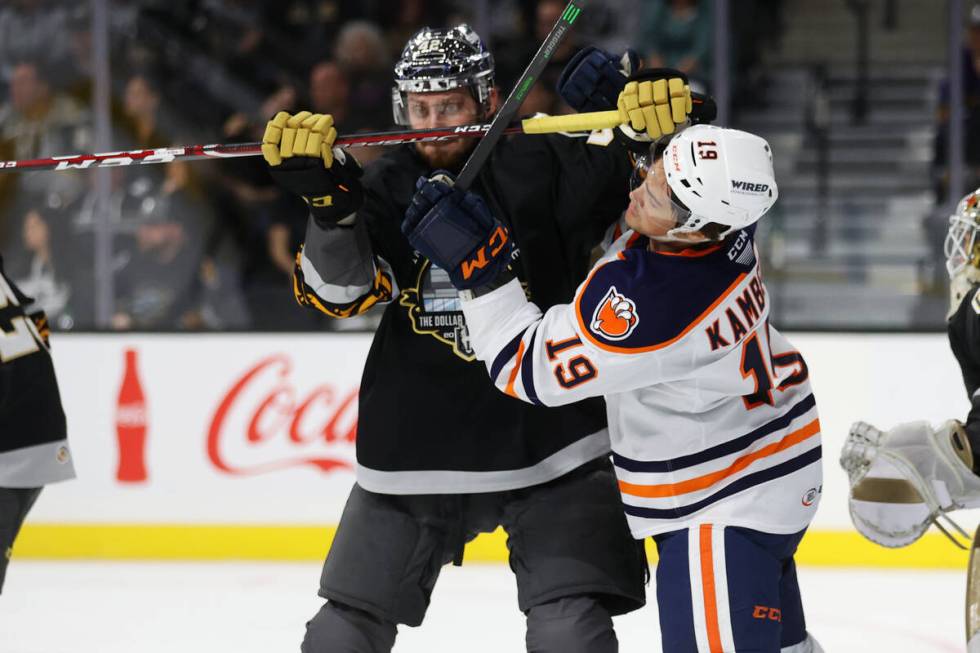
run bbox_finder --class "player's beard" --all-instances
[415,137,477,173]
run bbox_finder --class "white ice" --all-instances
[0,561,964,652]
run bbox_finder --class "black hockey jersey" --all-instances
[294,132,631,493]
[949,282,980,432]
[0,254,74,487]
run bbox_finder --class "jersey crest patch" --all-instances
[399,261,476,361]
[972,287,980,315]
[591,286,639,341]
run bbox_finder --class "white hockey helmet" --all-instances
[651,124,778,239]
[944,187,980,317]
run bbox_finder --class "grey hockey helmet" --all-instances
[392,24,495,126]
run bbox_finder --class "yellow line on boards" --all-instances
[13,524,969,569]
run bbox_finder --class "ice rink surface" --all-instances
[0,561,965,652]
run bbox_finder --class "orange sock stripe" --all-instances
[620,418,821,498]
[699,524,724,653]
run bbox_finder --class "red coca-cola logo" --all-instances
[207,354,357,476]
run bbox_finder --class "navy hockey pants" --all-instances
[653,524,808,652]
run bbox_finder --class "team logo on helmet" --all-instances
[591,286,639,340]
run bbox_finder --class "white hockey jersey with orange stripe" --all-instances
[462,227,822,538]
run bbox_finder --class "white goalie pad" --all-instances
[840,420,980,548]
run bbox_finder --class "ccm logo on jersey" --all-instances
[802,485,821,506]
[591,286,639,340]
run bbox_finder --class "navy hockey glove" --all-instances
[262,111,363,228]
[402,174,512,291]
[557,46,639,113]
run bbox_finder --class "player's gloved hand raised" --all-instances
[616,69,693,151]
[401,174,512,291]
[262,111,363,228]
[557,46,639,113]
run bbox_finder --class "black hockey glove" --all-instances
[557,46,639,113]
[262,111,363,228]
[401,173,512,291]
[615,69,693,153]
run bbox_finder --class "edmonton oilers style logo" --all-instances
[590,286,639,341]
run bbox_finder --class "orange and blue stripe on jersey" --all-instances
[613,394,821,520]
[490,328,544,405]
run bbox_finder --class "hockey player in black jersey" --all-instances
[262,25,693,653]
[0,254,75,593]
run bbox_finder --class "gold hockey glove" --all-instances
[616,69,693,151]
[262,111,363,227]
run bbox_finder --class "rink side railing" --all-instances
[12,332,975,569]
[13,525,968,569]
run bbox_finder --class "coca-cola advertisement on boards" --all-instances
[207,354,357,476]
[34,335,369,525]
[116,348,148,482]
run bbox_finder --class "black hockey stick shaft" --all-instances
[454,0,588,190]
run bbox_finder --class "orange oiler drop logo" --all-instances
[590,286,639,341]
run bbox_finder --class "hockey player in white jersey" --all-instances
[402,122,824,652]
[840,187,980,651]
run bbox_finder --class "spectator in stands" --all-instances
[636,0,712,86]
[383,0,451,60]
[119,70,170,150]
[499,0,584,115]
[0,58,91,206]
[309,61,350,127]
[9,207,72,328]
[208,81,326,330]
[335,21,392,130]
[111,185,205,331]
[0,0,73,89]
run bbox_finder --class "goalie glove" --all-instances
[557,46,639,113]
[262,111,363,228]
[616,69,693,152]
[401,173,512,291]
[841,419,980,548]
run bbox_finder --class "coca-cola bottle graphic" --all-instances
[116,348,148,482]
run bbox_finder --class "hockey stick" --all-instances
[455,0,588,190]
[0,92,716,174]
[0,111,599,174]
